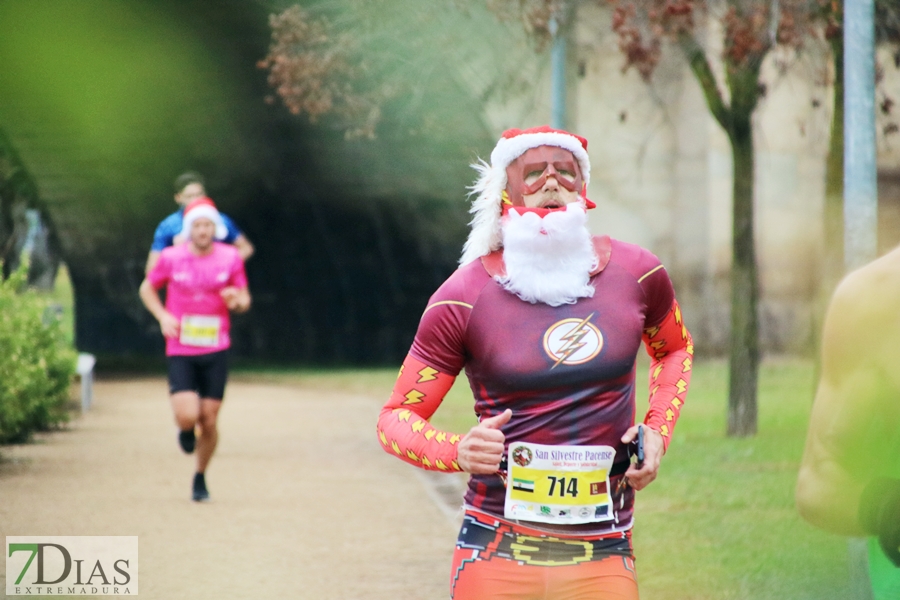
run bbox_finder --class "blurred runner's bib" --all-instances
[180,315,221,347]
[505,442,616,525]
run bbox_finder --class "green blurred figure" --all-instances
[797,246,900,599]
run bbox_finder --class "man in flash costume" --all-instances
[377,126,693,599]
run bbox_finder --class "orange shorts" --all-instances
[451,509,639,600]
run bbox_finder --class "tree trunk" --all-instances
[823,36,845,286]
[812,35,845,381]
[727,114,760,437]
[677,35,764,436]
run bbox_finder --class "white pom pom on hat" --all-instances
[180,197,228,241]
[461,125,593,265]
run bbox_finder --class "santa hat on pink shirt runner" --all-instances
[180,197,228,241]
[460,126,593,265]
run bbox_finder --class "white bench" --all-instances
[76,353,96,413]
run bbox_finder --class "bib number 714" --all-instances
[547,475,579,498]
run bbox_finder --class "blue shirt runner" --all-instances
[151,207,242,252]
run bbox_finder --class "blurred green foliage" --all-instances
[0,1,565,362]
[0,266,76,443]
[0,0,268,246]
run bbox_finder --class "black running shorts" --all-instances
[167,350,229,400]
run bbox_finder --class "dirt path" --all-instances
[0,377,467,599]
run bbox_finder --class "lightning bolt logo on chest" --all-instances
[542,312,603,368]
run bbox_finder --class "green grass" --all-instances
[243,357,860,599]
[631,357,855,599]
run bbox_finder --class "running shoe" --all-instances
[192,472,210,502]
[178,429,196,454]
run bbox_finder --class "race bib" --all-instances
[504,442,616,525]
[179,315,221,347]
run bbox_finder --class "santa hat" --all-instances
[460,126,593,265]
[180,197,228,240]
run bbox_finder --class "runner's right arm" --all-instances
[379,267,515,474]
[221,214,254,262]
[139,279,179,339]
[377,276,473,473]
[140,251,179,339]
[377,354,464,472]
[232,234,254,262]
[220,246,251,313]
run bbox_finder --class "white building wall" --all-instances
[476,4,900,355]
[569,5,836,354]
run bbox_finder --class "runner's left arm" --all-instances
[623,254,692,453]
[221,286,251,313]
[641,299,693,452]
[221,213,255,262]
[221,251,251,313]
[620,259,693,491]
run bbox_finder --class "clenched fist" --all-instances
[457,409,512,474]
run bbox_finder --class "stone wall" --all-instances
[480,3,900,356]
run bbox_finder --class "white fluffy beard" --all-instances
[498,203,597,306]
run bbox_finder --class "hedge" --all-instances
[0,266,76,443]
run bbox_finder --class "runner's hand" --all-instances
[457,409,512,475]
[220,287,245,312]
[159,312,180,339]
[620,425,664,491]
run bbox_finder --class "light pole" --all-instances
[549,3,568,129]
[843,0,878,272]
